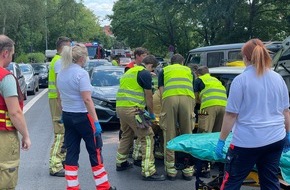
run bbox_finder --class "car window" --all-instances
[91,70,123,87]
[207,52,223,67]
[188,53,201,65]
[16,67,21,78]
[20,65,32,73]
[7,64,13,71]
[32,64,47,73]
[228,50,242,62]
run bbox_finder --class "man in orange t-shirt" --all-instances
[124,47,148,72]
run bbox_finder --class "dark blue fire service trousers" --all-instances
[221,138,285,190]
[62,111,103,167]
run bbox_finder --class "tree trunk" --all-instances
[2,13,6,34]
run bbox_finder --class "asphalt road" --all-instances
[16,89,259,190]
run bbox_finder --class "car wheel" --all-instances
[23,90,27,100]
[31,87,36,95]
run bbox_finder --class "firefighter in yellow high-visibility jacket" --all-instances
[48,36,71,177]
[158,54,196,181]
[116,55,165,181]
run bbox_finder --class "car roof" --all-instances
[18,63,32,66]
[189,41,282,53]
[189,43,244,53]
[91,65,124,72]
[88,59,110,62]
[209,66,245,74]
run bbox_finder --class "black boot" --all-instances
[143,172,166,181]
[116,161,133,171]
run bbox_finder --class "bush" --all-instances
[27,52,46,63]
[15,54,29,63]
[15,52,46,63]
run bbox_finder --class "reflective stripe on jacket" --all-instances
[0,67,23,131]
[116,66,145,108]
[162,64,194,99]
[48,54,61,99]
[199,73,227,110]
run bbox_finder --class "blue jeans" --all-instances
[221,138,285,190]
[63,111,103,167]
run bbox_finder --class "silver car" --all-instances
[6,62,28,100]
[19,63,39,95]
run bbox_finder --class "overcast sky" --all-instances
[83,0,116,26]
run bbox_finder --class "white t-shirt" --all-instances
[0,74,18,97]
[226,65,289,148]
[57,64,92,112]
[54,59,62,74]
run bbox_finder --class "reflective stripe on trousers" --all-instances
[65,165,80,190]
[92,164,110,189]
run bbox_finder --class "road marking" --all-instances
[23,89,48,114]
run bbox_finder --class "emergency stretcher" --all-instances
[167,132,290,190]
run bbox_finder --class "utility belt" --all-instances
[135,108,152,129]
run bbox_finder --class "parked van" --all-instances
[185,41,282,68]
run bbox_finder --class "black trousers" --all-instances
[221,138,285,190]
[63,111,103,167]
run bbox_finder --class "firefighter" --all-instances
[116,55,165,181]
[0,35,31,189]
[194,66,227,178]
[123,47,148,167]
[158,54,195,181]
[152,89,164,160]
[194,66,227,133]
[48,36,71,177]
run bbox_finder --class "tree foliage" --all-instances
[0,0,113,60]
[110,0,290,57]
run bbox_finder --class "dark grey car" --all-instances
[90,66,124,126]
[31,63,49,88]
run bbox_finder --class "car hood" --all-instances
[23,74,33,81]
[91,86,119,100]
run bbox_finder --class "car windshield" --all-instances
[32,65,48,73]
[88,60,110,67]
[91,70,123,87]
[120,58,131,64]
[19,65,32,74]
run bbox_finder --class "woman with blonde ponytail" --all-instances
[215,38,290,189]
[57,43,116,190]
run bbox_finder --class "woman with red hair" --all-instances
[215,38,290,189]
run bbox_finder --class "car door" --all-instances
[15,64,27,100]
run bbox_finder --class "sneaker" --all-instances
[167,175,177,181]
[50,169,65,177]
[182,173,193,181]
[109,186,117,190]
[143,173,166,181]
[116,161,133,171]
[133,159,142,167]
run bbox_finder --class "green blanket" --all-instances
[167,132,290,184]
